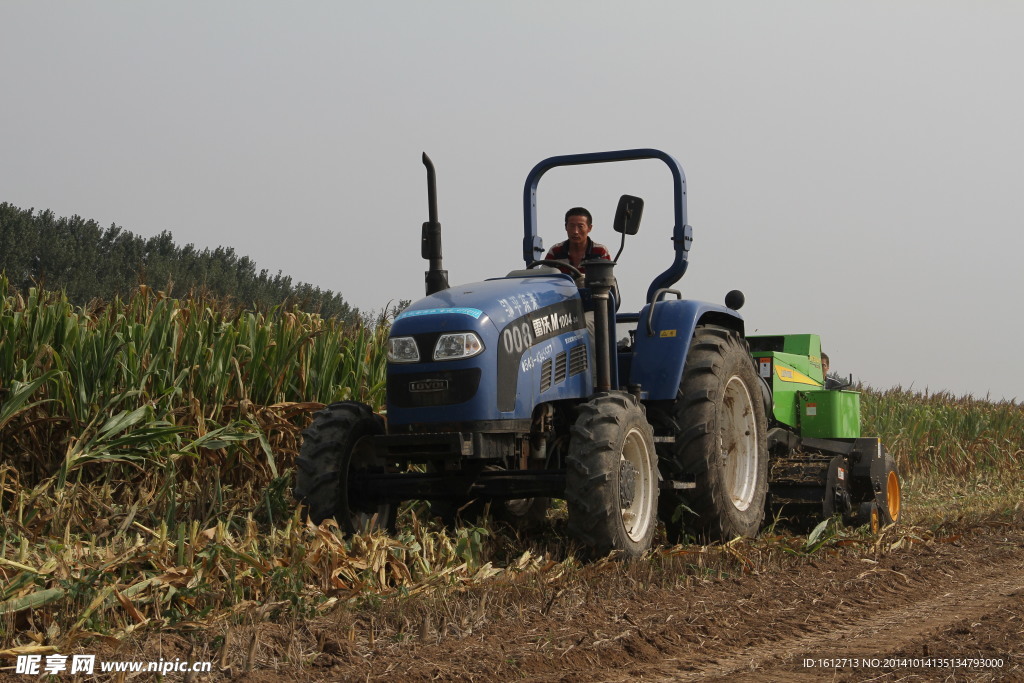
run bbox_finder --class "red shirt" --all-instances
[544,238,611,275]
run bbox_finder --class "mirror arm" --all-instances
[613,230,627,262]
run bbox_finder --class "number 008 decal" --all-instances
[501,323,534,354]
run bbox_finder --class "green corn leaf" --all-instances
[0,587,65,615]
[0,370,60,430]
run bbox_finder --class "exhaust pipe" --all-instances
[584,259,617,391]
[421,153,449,296]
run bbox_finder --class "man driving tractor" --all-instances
[543,207,611,278]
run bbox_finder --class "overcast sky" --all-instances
[3,2,1022,401]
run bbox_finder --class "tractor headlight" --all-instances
[387,336,420,363]
[434,332,484,361]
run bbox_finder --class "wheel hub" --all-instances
[619,459,639,508]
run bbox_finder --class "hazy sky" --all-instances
[3,2,1022,401]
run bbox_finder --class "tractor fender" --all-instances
[629,300,744,400]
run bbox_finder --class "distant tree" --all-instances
[0,203,361,322]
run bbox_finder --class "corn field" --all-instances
[861,386,1024,479]
[0,275,387,492]
[0,277,410,650]
[2,276,1022,654]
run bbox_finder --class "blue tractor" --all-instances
[294,148,898,558]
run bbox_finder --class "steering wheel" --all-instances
[527,259,583,280]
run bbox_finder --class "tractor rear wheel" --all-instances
[431,492,549,530]
[294,402,395,533]
[660,325,768,543]
[566,392,658,558]
[499,496,550,528]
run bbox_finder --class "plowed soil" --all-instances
[10,521,1021,682]
[237,522,1023,681]
[300,524,1022,682]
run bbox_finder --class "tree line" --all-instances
[0,203,360,323]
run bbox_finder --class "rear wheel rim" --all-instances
[505,499,532,515]
[721,374,759,512]
[620,426,655,543]
[886,470,901,521]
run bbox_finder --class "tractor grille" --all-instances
[540,359,553,393]
[569,344,588,377]
[554,352,568,383]
[388,368,482,408]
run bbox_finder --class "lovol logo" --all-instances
[409,378,448,393]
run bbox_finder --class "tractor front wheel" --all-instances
[294,402,395,533]
[566,392,658,558]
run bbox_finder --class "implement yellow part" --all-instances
[774,365,820,387]
[887,470,902,521]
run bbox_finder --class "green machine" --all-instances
[747,334,900,530]
[749,333,859,439]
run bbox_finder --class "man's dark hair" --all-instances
[565,207,592,225]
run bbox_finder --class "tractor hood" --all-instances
[387,273,590,424]
[391,274,582,338]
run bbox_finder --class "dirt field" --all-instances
[3,518,1020,682]
[33,518,1006,683]
[288,523,1019,682]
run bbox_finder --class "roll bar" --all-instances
[521,148,694,304]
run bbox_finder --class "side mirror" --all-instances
[613,194,644,235]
